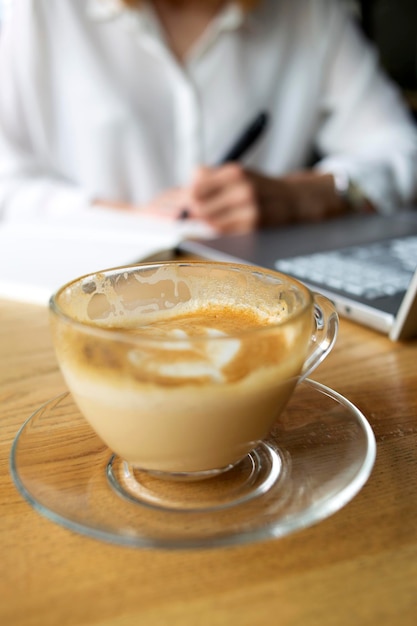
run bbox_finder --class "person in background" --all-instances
[0,0,416,235]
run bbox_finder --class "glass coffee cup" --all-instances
[49,261,338,487]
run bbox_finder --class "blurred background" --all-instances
[347,0,417,120]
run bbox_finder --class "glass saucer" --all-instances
[10,379,376,549]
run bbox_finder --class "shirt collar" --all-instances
[86,0,260,59]
[86,0,163,41]
[215,3,246,31]
[86,0,126,21]
[86,1,256,28]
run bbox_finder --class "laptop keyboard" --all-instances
[275,235,417,300]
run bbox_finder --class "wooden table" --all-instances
[1,296,417,626]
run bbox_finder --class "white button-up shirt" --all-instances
[0,0,416,224]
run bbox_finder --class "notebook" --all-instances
[0,217,214,306]
[179,211,417,341]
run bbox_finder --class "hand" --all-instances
[188,164,259,234]
[187,166,352,233]
[93,188,192,220]
[247,170,353,226]
[92,168,365,232]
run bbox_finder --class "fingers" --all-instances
[190,164,259,233]
[140,187,193,220]
[136,165,260,233]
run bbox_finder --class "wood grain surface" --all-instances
[1,297,417,626]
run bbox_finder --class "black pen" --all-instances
[178,111,269,219]
[217,110,269,165]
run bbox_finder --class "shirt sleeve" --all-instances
[0,1,92,224]
[313,0,417,214]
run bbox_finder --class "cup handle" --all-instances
[300,293,339,381]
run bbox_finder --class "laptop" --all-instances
[179,211,417,341]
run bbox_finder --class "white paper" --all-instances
[0,217,214,306]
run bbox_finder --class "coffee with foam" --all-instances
[50,262,326,475]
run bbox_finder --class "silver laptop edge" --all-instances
[389,269,417,341]
[181,238,416,340]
